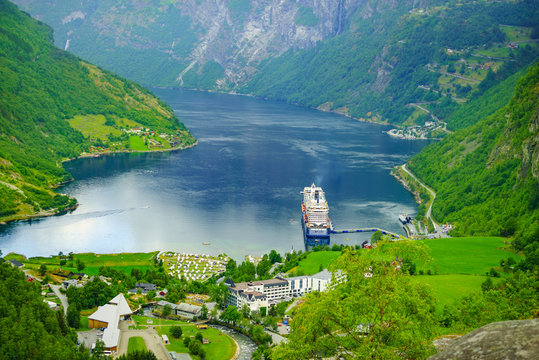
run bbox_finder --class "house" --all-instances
[44,300,57,309]
[128,282,157,294]
[62,279,79,289]
[53,270,73,278]
[88,293,133,352]
[156,300,202,318]
[9,259,23,268]
[73,272,87,280]
[176,303,202,319]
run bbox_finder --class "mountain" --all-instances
[407,62,539,239]
[0,0,195,222]
[12,0,539,125]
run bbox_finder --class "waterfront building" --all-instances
[225,269,338,311]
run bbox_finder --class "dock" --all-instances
[330,227,402,239]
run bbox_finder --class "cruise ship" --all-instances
[301,184,331,241]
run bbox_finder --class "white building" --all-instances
[88,293,133,352]
[226,269,338,311]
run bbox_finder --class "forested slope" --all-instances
[407,62,539,238]
[0,0,194,222]
[0,261,91,359]
[244,0,539,125]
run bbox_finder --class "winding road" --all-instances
[401,164,442,235]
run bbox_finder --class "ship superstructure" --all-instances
[301,183,331,239]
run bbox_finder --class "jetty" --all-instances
[331,227,402,239]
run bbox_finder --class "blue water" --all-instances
[0,89,429,259]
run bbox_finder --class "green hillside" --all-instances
[244,0,539,125]
[407,62,539,238]
[0,0,195,222]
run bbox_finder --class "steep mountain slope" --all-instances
[13,0,539,125]
[407,62,539,238]
[0,0,194,222]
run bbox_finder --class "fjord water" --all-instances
[0,89,428,259]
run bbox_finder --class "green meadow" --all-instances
[420,236,520,275]
[12,252,157,276]
[290,251,341,275]
[133,316,236,360]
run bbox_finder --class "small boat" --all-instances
[202,242,211,246]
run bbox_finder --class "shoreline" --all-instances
[60,140,198,164]
[0,141,198,226]
[153,86,396,128]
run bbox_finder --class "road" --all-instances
[401,164,441,235]
[50,284,69,315]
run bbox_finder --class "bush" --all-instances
[170,326,182,338]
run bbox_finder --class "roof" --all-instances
[176,303,202,314]
[157,300,177,309]
[231,278,288,291]
[9,259,23,267]
[109,293,133,316]
[102,326,120,349]
[136,282,156,289]
[88,293,132,349]
[312,269,333,281]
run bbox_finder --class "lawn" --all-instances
[132,316,236,360]
[129,135,148,151]
[421,237,520,275]
[157,325,236,360]
[413,274,502,309]
[18,252,158,276]
[290,251,342,275]
[127,337,147,353]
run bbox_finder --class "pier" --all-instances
[331,227,402,239]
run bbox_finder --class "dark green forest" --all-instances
[0,0,194,222]
[408,62,539,239]
[0,261,91,360]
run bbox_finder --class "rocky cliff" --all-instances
[12,0,408,88]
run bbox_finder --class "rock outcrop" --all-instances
[430,319,539,360]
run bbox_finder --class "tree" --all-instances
[195,332,203,343]
[162,304,172,317]
[67,304,81,329]
[269,250,282,264]
[241,304,251,318]
[201,304,208,320]
[371,230,383,243]
[92,340,105,359]
[273,242,436,360]
[146,290,156,302]
[170,326,183,338]
[76,259,86,272]
[39,263,47,276]
[220,305,241,325]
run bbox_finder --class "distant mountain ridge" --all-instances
[0,0,194,222]
[12,0,539,125]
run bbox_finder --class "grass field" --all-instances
[68,115,123,140]
[16,252,157,276]
[413,274,502,309]
[499,25,532,42]
[129,135,148,151]
[133,316,236,360]
[127,337,147,353]
[421,237,520,275]
[290,251,342,275]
